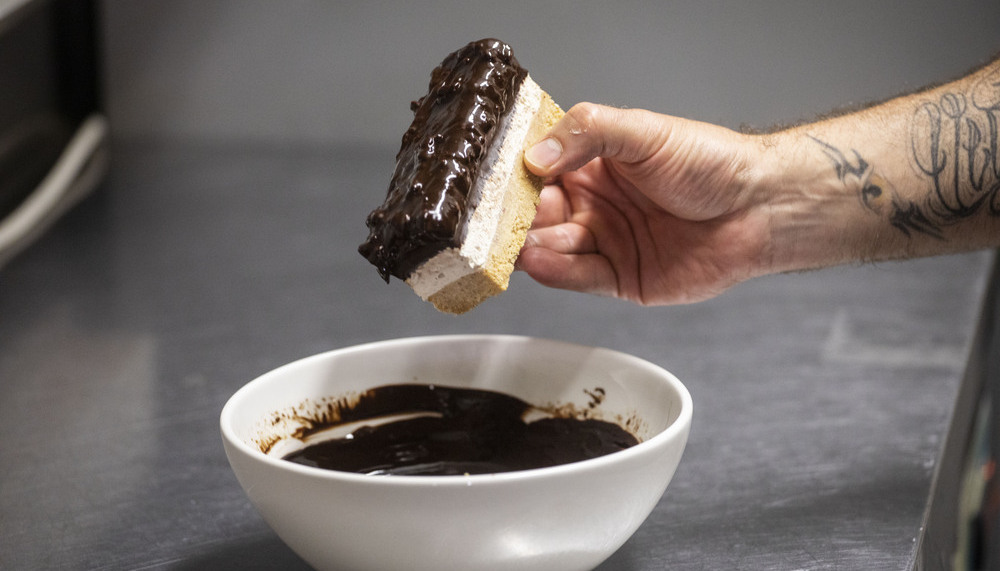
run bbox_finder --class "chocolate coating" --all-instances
[358,39,528,281]
[281,384,639,476]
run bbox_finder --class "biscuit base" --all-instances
[426,91,563,314]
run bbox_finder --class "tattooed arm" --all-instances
[763,57,1000,272]
[517,56,1000,305]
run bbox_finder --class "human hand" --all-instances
[518,103,774,305]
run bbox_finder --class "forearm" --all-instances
[757,56,1000,274]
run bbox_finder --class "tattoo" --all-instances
[810,63,1000,240]
[810,136,943,239]
[911,66,1000,223]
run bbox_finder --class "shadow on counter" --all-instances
[170,533,311,570]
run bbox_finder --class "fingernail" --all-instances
[525,138,562,169]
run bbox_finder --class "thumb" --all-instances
[523,102,668,177]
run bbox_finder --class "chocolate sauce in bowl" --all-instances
[279,384,639,476]
[358,38,528,282]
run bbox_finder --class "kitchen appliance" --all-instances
[0,0,107,268]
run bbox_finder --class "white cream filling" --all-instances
[406,75,543,300]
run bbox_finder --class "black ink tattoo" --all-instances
[887,201,943,239]
[810,63,1000,241]
[910,65,1000,222]
[810,136,944,239]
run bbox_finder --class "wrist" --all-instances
[748,128,888,274]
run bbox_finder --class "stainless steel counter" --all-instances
[0,141,991,570]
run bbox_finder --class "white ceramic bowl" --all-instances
[220,335,691,571]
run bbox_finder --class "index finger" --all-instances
[532,184,572,229]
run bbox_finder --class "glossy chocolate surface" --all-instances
[358,39,527,281]
[281,384,639,476]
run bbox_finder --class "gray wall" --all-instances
[101,0,1000,147]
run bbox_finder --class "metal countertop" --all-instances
[0,141,991,570]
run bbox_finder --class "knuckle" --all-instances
[565,102,602,136]
[559,102,610,164]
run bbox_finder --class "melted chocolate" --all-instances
[281,384,638,476]
[358,39,528,282]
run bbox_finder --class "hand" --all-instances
[518,102,773,305]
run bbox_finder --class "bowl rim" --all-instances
[220,334,692,487]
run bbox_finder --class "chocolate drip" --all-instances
[358,39,528,282]
[282,384,639,476]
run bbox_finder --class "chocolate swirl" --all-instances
[282,384,638,476]
[358,39,528,281]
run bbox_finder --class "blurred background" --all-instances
[102,0,1000,147]
[2,2,1000,569]
[5,0,999,260]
